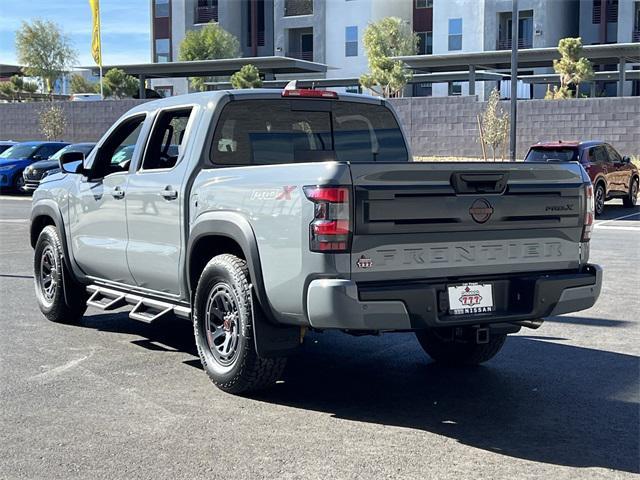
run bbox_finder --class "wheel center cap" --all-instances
[222,314,234,332]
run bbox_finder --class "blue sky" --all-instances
[0,0,150,66]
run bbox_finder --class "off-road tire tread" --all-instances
[416,330,507,366]
[34,226,86,324]
[194,254,286,394]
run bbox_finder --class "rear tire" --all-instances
[34,226,87,323]
[193,254,286,394]
[594,183,606,217]
[415,328,506,366]
[623,177,638,208]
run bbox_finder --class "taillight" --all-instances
[303,186,351,252]
[582,183,594,242]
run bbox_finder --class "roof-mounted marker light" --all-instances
[282,80,338,98]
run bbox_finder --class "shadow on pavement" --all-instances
[546,315,632,327]
[77,313,639,474]
[596,203,639,221]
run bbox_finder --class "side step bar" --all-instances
[86,285,191,321]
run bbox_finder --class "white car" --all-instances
[70,93,102,102]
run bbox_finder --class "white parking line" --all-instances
[0,195,31,202]
[594,225,640,232]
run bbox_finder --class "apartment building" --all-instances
[149,0,638,98]
[150,0,274,95]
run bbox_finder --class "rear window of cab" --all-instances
[525,147,579,163]
[209,99,409,166]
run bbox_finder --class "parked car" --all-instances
[22,143,96,193]
[0,141,16,155]
[525,141,638,215]
[30,89,601,394]
[70,93,102,102]
[0,141,69,192]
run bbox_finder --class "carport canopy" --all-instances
[84,56,329,98]
[395,43,640,97]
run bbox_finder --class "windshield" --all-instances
[0,144,38,159]
[211,99,409,166]
[50,144,95,161]
[525,147,579,162]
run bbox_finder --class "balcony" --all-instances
[633,30,640,42]
[287,51,314,61]
[195,5,218,24]
[497,37,533,50]
[284,0,313,17]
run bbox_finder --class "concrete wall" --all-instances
[0,96,638,158]
[389,95,640,158]
[0,100,149,143]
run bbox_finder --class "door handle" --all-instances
[160,186,178,200]
[111,186,125,199]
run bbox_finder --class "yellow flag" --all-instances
[89,0,102,66]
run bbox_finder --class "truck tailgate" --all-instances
[349,162,587,282]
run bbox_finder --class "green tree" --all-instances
[103,68,138,98]
[230,64,263,89]
[39,103,67,140]
[359,17,418,98]
[178,23,241,91]
[480,88,510,161]
[549,37,594,99]
[15,20,78,96]
[70,74,98,94]
[0,75,38,101]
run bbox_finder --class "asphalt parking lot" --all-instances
[0,195,638,480]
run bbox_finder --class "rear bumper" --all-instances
[306,265,602,330]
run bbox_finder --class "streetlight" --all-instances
[509,0,518,161]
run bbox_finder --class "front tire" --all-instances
[594,183,606,217]
[13,172,25,194]
[623,177,638,208]
[415,328,506,366]
[34,226,87,323]
[193,254,286,394]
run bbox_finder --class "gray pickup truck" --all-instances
[30,88,602,393]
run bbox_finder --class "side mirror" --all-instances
[59,151,85,174]
[622,156,631,164]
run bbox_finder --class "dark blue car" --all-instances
[0,141,69,192]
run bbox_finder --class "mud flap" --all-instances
[251,298,300,358]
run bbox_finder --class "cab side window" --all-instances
[141,108,193,170]
[604,144,621,163]
[592,146,608,164]
[90,115,146,178]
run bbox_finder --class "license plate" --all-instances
[447,283,494,315]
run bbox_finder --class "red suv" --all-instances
[525,141,638,216]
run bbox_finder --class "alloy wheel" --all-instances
[39,245,58,303]
[204,283,241,367]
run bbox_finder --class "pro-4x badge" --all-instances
[356,256,373,269]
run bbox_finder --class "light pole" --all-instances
[509,0,519,161]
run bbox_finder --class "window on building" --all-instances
[415,0,433,8]
[195,0,218,24]
[155,0,169,17]
[593,0,618,24]
[155,38,170,63]
[448,82,462,96]
[448,18,462,51]
[284,0,313,16]
[417,31,432,55]
[247,0,266,47]
[413,82,432,97]
[345,26,358,57]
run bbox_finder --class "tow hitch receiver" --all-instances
[476,327,490,344]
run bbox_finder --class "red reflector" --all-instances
[303,186,349,203]
[282,89,338,99]
[312,220,350,236]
